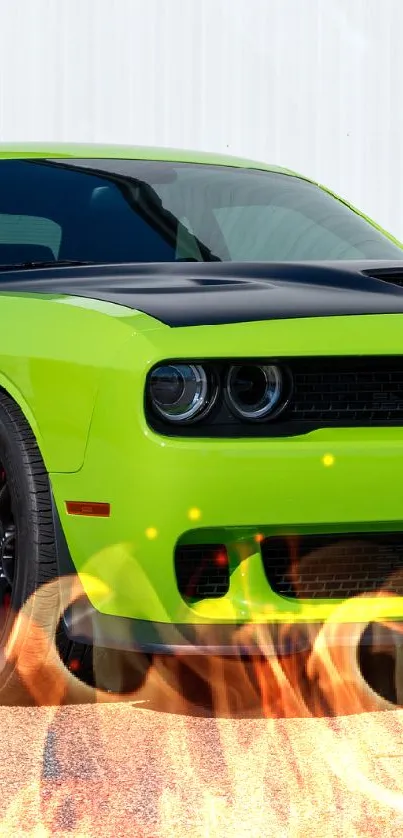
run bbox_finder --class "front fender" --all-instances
[0,293,157,472]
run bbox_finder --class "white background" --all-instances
[0,0,402,238]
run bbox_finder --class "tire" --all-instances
[0,390,151,701]
[0,390,95,695]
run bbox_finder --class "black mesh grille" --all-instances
[261,533,403,599]
[175,544,229,599]
[289,358,403,424]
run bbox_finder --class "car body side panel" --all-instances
[49,311,403,627]
[0,292,164,471]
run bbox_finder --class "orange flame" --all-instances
[1,546,403,835]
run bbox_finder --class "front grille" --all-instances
[175,544,229,600]
[261,533,403,599]
[289,358,403,424]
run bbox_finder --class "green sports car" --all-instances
[1,143,403,688]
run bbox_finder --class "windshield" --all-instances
[0,158,401,267]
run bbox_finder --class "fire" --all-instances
[1,548,403,834]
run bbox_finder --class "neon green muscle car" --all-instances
[0,143,403,689]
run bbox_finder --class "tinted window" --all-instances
[0,158,401,267]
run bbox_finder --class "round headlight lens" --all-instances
[149,363,211,423]
[226,364,283,420]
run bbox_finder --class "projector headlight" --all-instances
[225,364,284,421]
[148,363,216,423]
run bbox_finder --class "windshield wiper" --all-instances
[175,256,222,262]
[0,259,97,272]
[0,256,223,273]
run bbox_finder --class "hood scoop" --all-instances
[364,267,403,289]
[4,258,403,326]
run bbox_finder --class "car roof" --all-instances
[0,142,299,176]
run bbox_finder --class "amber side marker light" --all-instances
[65,501,111,517]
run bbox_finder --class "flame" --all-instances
[1,543,403,834]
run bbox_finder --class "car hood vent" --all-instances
[364,268,403,289]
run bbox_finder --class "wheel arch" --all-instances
[0,373,43,451]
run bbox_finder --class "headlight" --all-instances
[148,363,216,423]
[225,364,284,420]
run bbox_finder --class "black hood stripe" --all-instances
[1,260,403,326]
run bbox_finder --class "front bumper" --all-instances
[50,423,403,647]
[51,501,403,655]
[63,599,403,657]
[49,314,403,651]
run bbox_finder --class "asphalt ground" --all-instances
[1,577,403,835]
[2,696,403,836]
[1,642,403,837]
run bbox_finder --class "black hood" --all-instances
[2,259,403,326]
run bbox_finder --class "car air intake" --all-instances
[365,268,403,289]
[175,544,229,600]
[261,533,403,599]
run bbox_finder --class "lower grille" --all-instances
[175,544,229,600]
[261,533,403,599]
